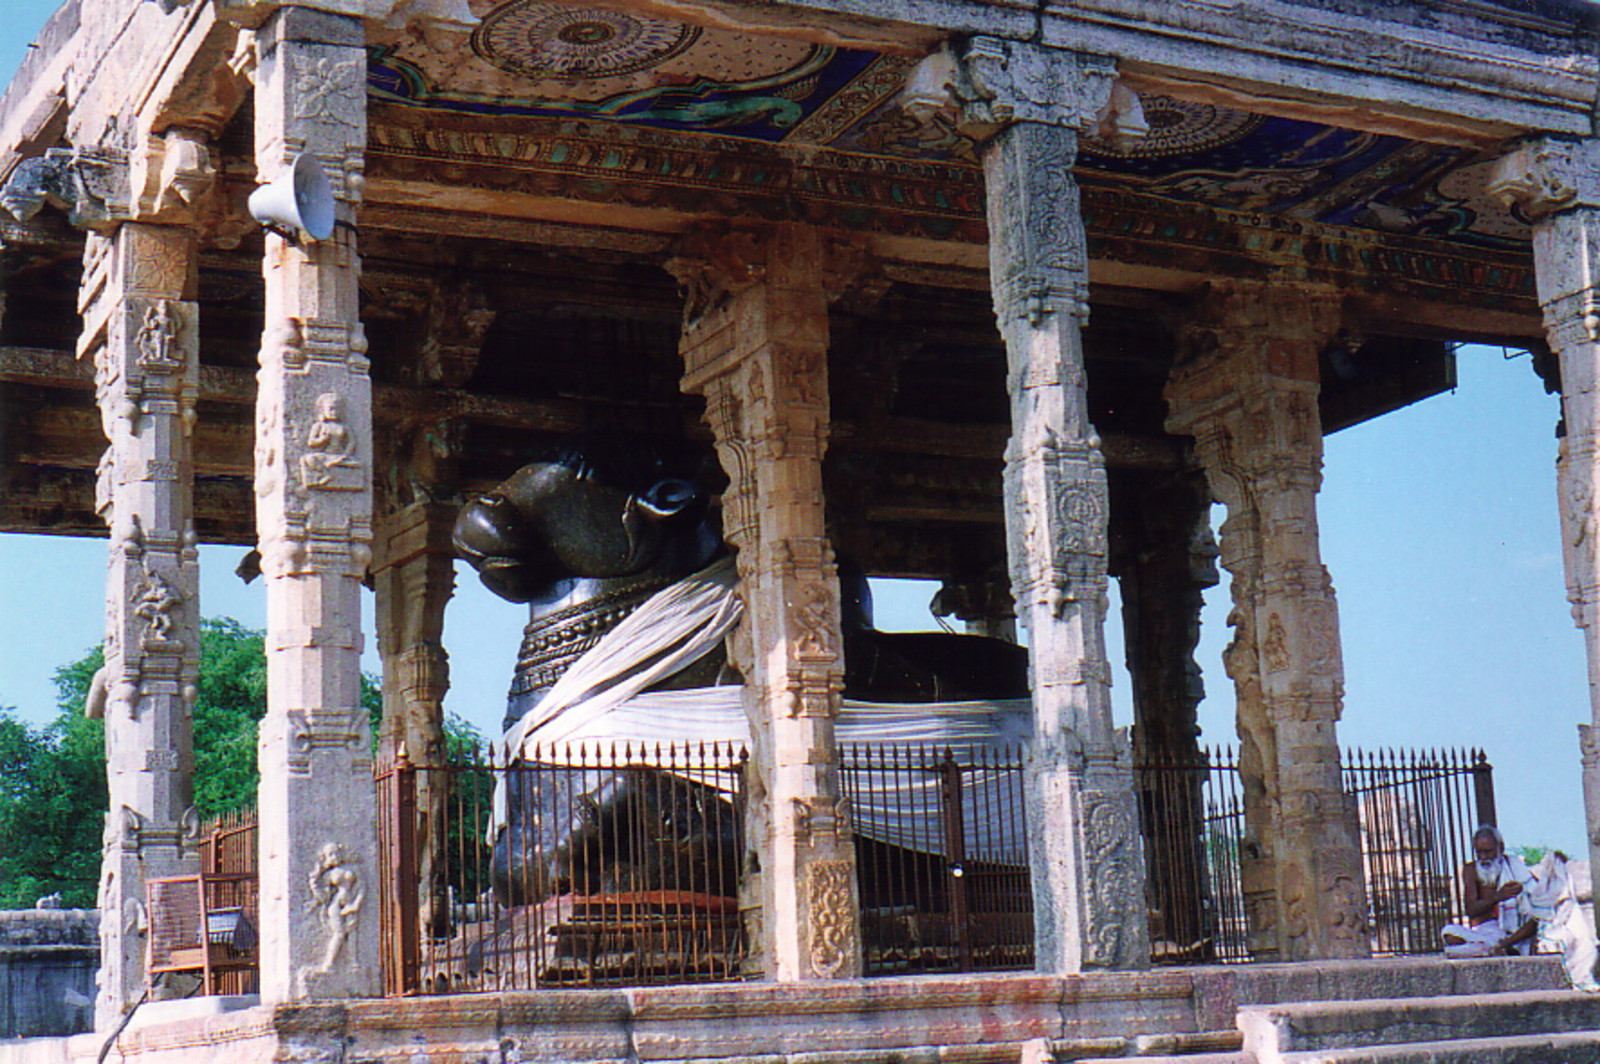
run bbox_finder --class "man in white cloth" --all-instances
[1441,824,1599,991]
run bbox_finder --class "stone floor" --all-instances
[0,955,1575,1064]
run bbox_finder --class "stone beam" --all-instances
[1043,1,1597,143]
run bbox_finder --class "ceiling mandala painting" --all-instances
[367,0,901,140]
[1079,97,1527,249]
[365,1,1528,252]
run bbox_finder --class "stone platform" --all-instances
[0,956,1569,1064]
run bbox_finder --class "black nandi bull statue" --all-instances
[454,436,1029,909]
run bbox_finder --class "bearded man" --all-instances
[1442,824,1599,992]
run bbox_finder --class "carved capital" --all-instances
[666,227,771,327]
[131,129,216,223]
[954,38,1116,139]
[1,147,131,231]
[1487,138,1600,221]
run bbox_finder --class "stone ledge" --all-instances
[1275,1029,1600,1064]
[1240,987,1600,1058]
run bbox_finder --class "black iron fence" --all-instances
[841,743,1033,976]
[1136,745,1495,964]
[194,739,1493,994]
[378,743,749,995]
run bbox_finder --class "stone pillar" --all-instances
[1489,138,1600,885]
[83,221,201,1026]
[1110,467,1217,956]
[932,572,1017,642]
[372,502,454,939]
[955,38,1148,972]
[251,4,377,1001]
[1164,282,1368,962]
[373,502,453,770]
[674,224,858,981]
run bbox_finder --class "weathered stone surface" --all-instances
[0,910,97,1039]
[677,223,858,981]
[250,4,378,1004]
[961,39,1147,974]
[1241,988,1600,1062]
[1165,281,1367,964]
[80,219,203,1027]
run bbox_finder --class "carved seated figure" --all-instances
[454,435,1029,910]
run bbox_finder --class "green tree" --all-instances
[0,703,105,908]
[0,618,447,908]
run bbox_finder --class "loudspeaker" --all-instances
[248,153,335,242]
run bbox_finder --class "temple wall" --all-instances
[0,910,97,1040]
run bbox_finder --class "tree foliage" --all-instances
[0,619,474,909]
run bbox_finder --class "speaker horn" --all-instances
[248,153,336,243]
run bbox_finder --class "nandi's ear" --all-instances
[636,477,705,521]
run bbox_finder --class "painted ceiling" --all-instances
[366,0,1530,251]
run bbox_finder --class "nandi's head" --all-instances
[454,435,722,603]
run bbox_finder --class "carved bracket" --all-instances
[953,38,1116,139]
[1,147,131,231]
[1487,137,1600,222]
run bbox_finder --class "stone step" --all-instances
[1032,1030,1244,1061]
[1240,988,1600,1062]
[1276,1029,1600,1064]
[1073,1054,1248,1064]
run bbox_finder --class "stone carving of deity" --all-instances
[299,393,363,491]
[136,301,182,372]
[133,567,182,645]
[306,842,364,975]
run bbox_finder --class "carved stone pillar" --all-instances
[373,508,453,769]
[1109,466,1218,957]
[1165,282,1368,962]
[372,502,454,940]
[84,221,201,1026]
[955,37,1148,972]
[1489,138,1600,885]
[251,5,378,1001]
[675,224,858,981]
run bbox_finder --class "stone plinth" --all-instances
[0,959,1568,1064]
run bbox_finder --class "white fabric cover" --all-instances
[519,686,1033,857]
[490,557,1034,857]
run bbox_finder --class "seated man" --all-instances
[1441,824,1599,991]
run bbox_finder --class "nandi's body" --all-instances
[455,436,1027,906]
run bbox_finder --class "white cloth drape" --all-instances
[489,557,1034,856]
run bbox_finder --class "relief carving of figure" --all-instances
[299,393,362,491]
[307,842,364,974]
[133,566,182,644]
[136,300,181,371]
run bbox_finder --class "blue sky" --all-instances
[0,4,1589,853]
